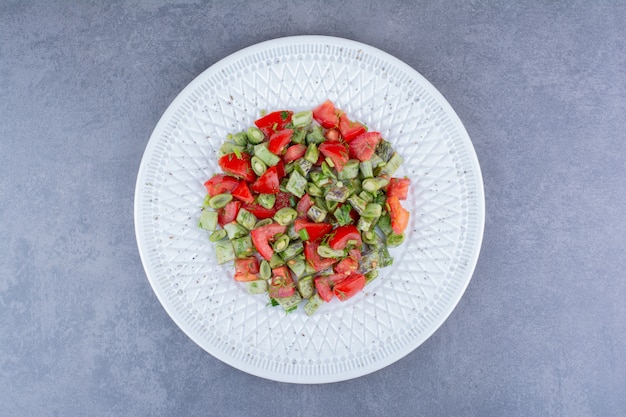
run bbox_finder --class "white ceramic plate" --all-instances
[134,36,484,383]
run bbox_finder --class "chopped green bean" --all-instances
[247,126,265,144]
[232,131,248,146]
[359,160,374,178]
[362,203,383,219]
[304,143,319,163]
[254,143,281,166]
[386,233,405,247]
[297,275,315,299]
[291,110,313,127]
[215,240,235,264]
[274,207,297,226]
[209,229,227,242]
[285,170,307,198]
[232,235,254,258]
[257,193,276,209]
[236,208,257,230]
[198,209,218,231]
[272,234,290,252]
[259,260,272,280]
[246,280,268,294]
[307,205,327,223]
[378,152,403,176]
[317,244,344,258]
[337,159,360,180]
[223,222,248,240]
[251,156,267,176]
[208,193,233,209]
[362,177,390,193]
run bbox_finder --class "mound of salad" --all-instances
[198,100,410,315]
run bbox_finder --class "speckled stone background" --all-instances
[1,1,624,416]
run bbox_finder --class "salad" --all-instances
[198,100,410,315]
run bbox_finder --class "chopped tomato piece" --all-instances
[387,177,411,200]
[283,144,307,163]
[234,257,259,282]
[328,225,362,250]
[334,257,359,274]
[333,273,365,301]
[250,165,280,194]
[218,152,256,183]
[304,241,337,272]
[387,196,410,234]
[275,160,286,179]
[268,129,293,154]
[348,131,381,161]
[242,203,277,219]
[314,275,335,302]
[313,100,340,129]
[269,266,296,298]
[338,113,366,142]
[217,200,241,227]
[319,141,349,172]
[250,223,287,260]
[296,193,314,218]
[231,180,254,203]
[294,219,333,242]
[203,174,239,197]
[325,128,341,142]
[254,110,293,138]
[274,191,293,210]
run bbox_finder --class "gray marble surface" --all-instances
[1,1,625,416]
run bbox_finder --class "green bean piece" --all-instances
[257,193,276,209]
[198,209,218,231]
[359,160,374,179]
[246,280,268,294]
[279,241,304,261]
[291,110,313,127]
[359,190,374,202]
[251,156,267,176]
[377,213,394,236]
[337,159,360,180]
[379,246,394,267]
[362,177,390,193]
[232,131,248,146]
[376,139,394,162]
[310,171,332,188]
[232,235,254,258]
[247,126,265,144]
[304,143,319,164]
[357,216,375,232]
[306,182,324,197]
[347,194,367,215]
[291,127,307,144]
[269,253,285,268]
[362,203,383,219]
[274,207,297,226]
[333,204,353,226]
[360,250,380,272]
[369,153,385,169]
[220,142,245,157]
[223,222,248,240]
[286,256,307,278]
[285,170,307,198]
[254,218,273,229]
[208,193,233,209]
[386,233,405,247]
[298,228,310,241]
[296,275,315,299]
[317,244,344,258]
[209,229,227,242]
[307,205,327,223]
[294,158,313,177]
[378,153,403,176]
[276,291,302,312]
[325,200,339,213]
[215,240,235,264]
[259,260,272,280]
[362,230,378,245]
[254,143,281,166]
[321,161,337,180]
[273,234,290,253]
[325,184,350,202]
[304,293,324,316]
[306,126,325,144]
[365,269,379,285]
[236,208,257,230]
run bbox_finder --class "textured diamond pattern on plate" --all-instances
[135,37,484,383]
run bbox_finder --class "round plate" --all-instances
[134,36,484,383]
